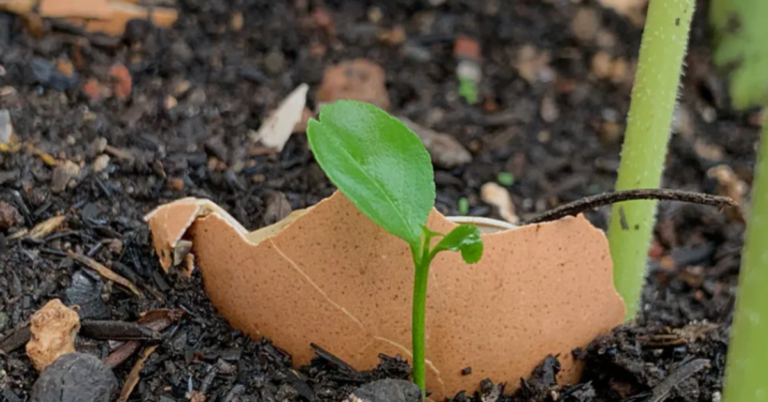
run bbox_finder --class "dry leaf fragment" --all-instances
[252,84,309,151]
[707,165,748,205]
[145,192,624,399]
[29,215,66,239]
[481,182,519,224]
[68,251,143,298]
[118,345,158,402]
[26,299,80,372]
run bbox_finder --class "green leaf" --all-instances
[458,197,469,215]
[459,77,478,105]
[307,100,435,246]
[432,224,483,264]
[711,0,768,109]
[497,172,515,186]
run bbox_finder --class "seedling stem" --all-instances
[608,0,694,320]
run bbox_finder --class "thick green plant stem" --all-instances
[723,118,768,402]
[608,0,694,321]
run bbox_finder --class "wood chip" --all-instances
[68,251,143,298]
[253,84,309,151]
[28,215,66,239]
[118,345,158,402]
[481,182,519,224]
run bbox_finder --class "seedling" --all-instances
[608,0,694,320]
[711,1,768,401]
[307,100,484,397]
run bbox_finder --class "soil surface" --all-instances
[0,0,760,401]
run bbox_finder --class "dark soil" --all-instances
[0,0,759,401]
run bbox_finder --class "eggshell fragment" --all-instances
[39,0,112,19]
[145,192,625,399]
[26,299,81,372]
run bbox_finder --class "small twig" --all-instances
[525,189,740,225]
[649,358,710,402]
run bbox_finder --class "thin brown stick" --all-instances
[525,189,740,225]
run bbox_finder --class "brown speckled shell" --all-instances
[146,192,625,399]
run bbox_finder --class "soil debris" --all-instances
[26,299,80,372]
[28,215,66,239]
[345,379,421,402]
[67,251,143,298]
[0,201,21,230]
[118,344,158,402]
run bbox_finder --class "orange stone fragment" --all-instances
[26,299,80,372]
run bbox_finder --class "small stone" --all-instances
[174,80,191,95]
[516,45,553,84]
[124,19,151,41]
[56,59,75,78]
[540,96,559,123]
[93,154,110,173]
[230,11,244,31]
[170,177,185,190]
[26,299,80,372]
[591,52,612,79]
[82,79,111,102]
[403,43,431,63]
[91,138,108,155]
[264,50,285,76]
[0,86,15,97]
[378,25,406,45]
[0,109,14,145]
[263,192,292,225]
[316,59,390,110]
[454,35,481,61]
[109,63,132,100]
[571,7,600,42]
[187,88,207,106]
[345,379,421,402]
[164,95,178,110]
[108,238,123,254]
[170,40,194,63]
[609,58,629,84]
[30,352,117,402]
[0,201,21,230]
[51,161,81,194]
[29,57,79,91]
[400,117,471,168]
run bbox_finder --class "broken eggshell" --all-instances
[145,191,625,400]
